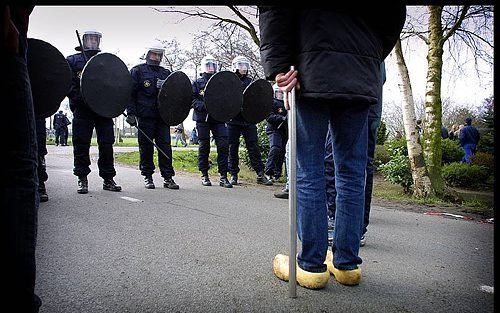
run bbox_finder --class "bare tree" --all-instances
[192,23,264,78]
[393,39,433,197]
[159,38,189,72]
[152,6,260,45]
[400,5,493,197]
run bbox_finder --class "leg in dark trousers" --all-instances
[196,122,211,176]
[72,109,94,178]
[3,27,42,312]
[95,116,116,179]
[227,124,242,177]
[212,122,229,177]
[138,118,156,178]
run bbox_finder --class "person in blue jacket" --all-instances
[192,55,232,188]
[459,117,480,164]
[66,30,121,194]
[126,41,179,190]
[227,56,273,186]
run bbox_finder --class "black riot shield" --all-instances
[27,38,72,118]
[80,53,133,118]
[158,71,192,126]
[242,79,273,124]
[204,71,242,122]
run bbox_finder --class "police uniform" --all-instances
[53,111,66,146]
[264,97,288,180]
[128,63,177,184]
[227,75,271,185]
[66,47,121,192]
[192,72,231,186]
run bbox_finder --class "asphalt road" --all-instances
[35,145,494,313]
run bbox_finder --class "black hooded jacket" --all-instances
[259,5,406,105]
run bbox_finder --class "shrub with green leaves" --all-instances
[373,144,390,170]
[441,138,464,164]
[471,152,494,173]
[441,162,490,189]
[378,142,413,194]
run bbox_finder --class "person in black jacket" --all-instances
[2,4,42,311]
[192,55,232,188]
[265,83,288,183]
[259,5,406,289]
[53,110,66,146]
[61,113,71,146]
[66,30,122,194]
[227,56,273,186]
[126,41,179,190]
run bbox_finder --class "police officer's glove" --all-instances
[156,78,166,89]
[126,114,137,126]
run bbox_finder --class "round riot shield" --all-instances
[242,79,273,124]
[27,38,72,118]
[158,71,192,126]
[204,71,242,122]
[80,53,132,118]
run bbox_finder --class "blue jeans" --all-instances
[296,98,368,272]
[461,144,476,164]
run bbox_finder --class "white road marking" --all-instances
[479,285,494,294]
[120,196,143,203]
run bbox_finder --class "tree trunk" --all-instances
[424,6,446,196]
[393,39,434,197]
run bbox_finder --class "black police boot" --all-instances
[77,176,88,194]
[274,187,289,199]
[201,175,212,186]
[38,182,49,202]
[164,177,179,189]
[219,176,233,188]
[230,174,238,186]
[257,171,273,186]
[103,178,122,192]
[144,176,155,189]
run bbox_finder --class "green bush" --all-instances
[376,120,389,145]
[441,162,490,189]
[378,142,413,194]
[441,139,464,164]
[471,152,494,172]
[373,144,390,170]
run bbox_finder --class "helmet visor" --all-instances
[202,60,217,74]
[83,33,101,51]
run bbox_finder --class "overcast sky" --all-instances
[28,6,494,131]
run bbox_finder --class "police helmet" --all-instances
[144,41,165,66]
[82,30,102,51]
[273,83,283,100]
[200,55,218,74]
[231,55,250,76]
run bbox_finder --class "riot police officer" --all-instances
[126,41,179,190]
[227,56,272,186]
[264,84,288,182]
[192,55,232,188]
[66,30,122,194]
[53,110,65,146]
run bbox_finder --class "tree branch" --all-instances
[442,5,470,43]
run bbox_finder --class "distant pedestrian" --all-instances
[459,117,480,164]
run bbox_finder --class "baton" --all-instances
[288,66,297,298]
[123,113,171,161]
[75,30,87,63]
